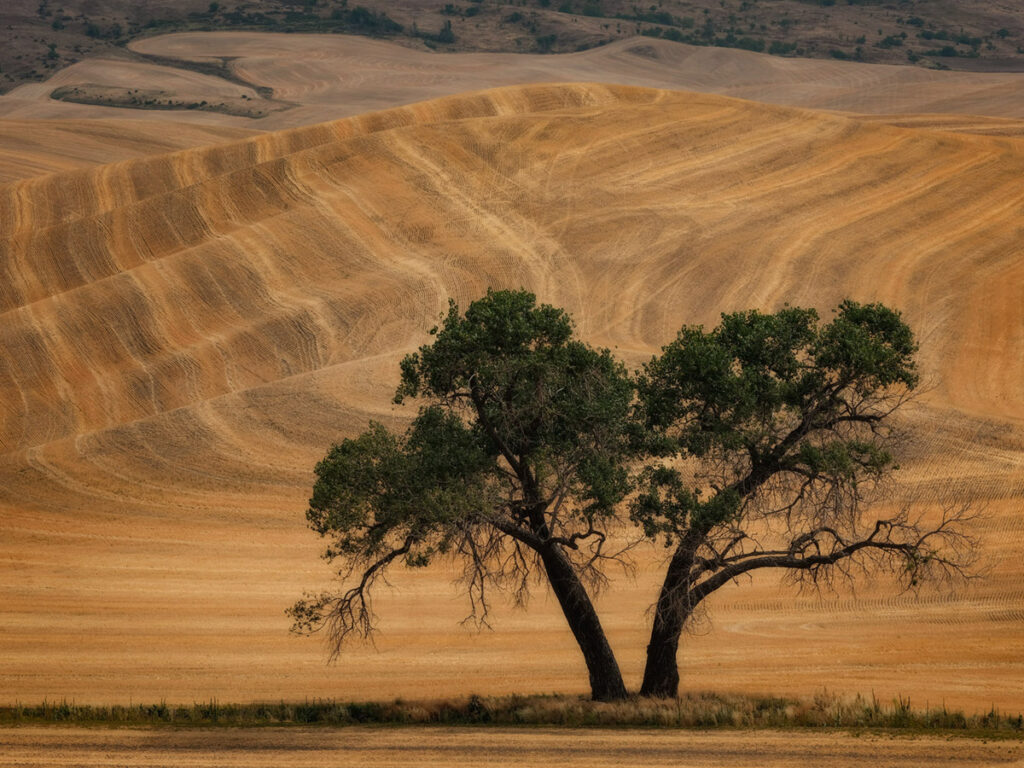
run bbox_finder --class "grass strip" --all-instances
[2,692,1022,736]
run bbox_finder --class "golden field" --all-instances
[0,34,1022,732]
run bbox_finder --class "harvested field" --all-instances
[1,79,1022,715]
[3,35,1024,136]
[2,727,1023,768]
[0,118,257,183]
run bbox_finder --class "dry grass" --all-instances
[3,692,1022,736]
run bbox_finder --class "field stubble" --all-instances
[0,68,1022,717]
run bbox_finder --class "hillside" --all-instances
[0,118,257,183]
[4,0,1024,97]
[3,33,1024,177]
[1,83,1022,709]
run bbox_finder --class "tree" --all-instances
[633,301,976,697]
[289,289,636,701]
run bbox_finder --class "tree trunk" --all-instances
[640,545,693,698]
[538,544,628,701]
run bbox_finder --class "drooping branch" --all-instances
[636,301,978,698]
[288,535,415,661]
[686,501,979,607]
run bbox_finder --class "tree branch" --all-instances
[288,535,416,661]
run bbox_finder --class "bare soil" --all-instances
[1,727,1022,768]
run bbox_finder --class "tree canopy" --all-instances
[634,301,975,697]
[291,291,975,701]
[290,289,638,700]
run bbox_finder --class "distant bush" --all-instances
[536,33,557,51]
[732,36,765,52]
[923,45,959,57]
[339,6,403,35]
[616,10,680,26]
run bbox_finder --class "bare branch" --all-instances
[288,535,415,661]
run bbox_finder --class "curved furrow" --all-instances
[1,83,1023,708]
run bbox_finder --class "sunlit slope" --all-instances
[0,119,259,183]
[1,83,1022,707]
[4,34,1024,183]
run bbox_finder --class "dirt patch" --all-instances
[0,727,1021,768]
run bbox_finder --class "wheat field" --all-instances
[0,34,1022,723]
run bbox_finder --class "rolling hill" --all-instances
[4,34,1024,138]
[5,0,1024,99]
[1,81,1022,710]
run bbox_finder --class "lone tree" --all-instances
[633,301,976,697]
[289,289,636,701]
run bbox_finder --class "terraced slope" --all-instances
[0,119,258,183]
[1,83,1022,709]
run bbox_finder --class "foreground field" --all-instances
[2,727,1022,768]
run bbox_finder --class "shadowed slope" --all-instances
[1,83,1022,707]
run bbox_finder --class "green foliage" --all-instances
[396,289,635,518]
[769,40,797,54]
[293,289,637,649]
[437,19,456,43]
[305,413,490,566]
[634,301,917,538]
[417,19,455,43]
[536,33,558,51]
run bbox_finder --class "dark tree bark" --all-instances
[539,543,627,701]
[638,508,978,698]
[640,543,693,697]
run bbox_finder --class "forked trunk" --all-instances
[538,544,628,701]
[640,546,693,698]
